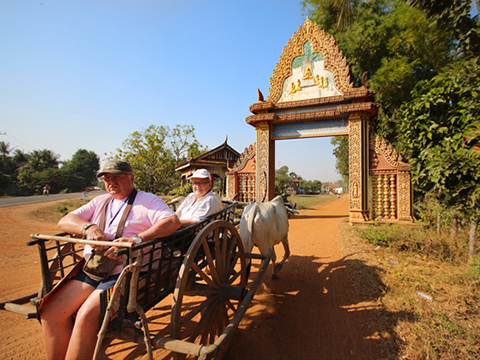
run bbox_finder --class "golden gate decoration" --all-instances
[243,18,413,223]
[370,136,413,222]
[226,144,256,203]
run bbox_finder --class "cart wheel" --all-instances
[171,220,247,353]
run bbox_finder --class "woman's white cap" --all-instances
[188,169,212,180]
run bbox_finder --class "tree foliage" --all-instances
[275,166,323,195]
[303,0,480,238]
[113,124,204,195]
[275,166,293,196]
[1,145,100,195]
[399,57,480,221]
[303,0,455,144]
[331,136,349,182]
[407,0,480,58]
[61,149,100,188]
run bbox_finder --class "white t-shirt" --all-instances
[177,191,223,222]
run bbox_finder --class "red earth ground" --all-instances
[0,196,383,359]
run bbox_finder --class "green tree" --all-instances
[16,149,59,194]
[275,166,293,196]
[399,58,480,259]
[331,136,349,184]
[24,149,59,173]
[114,124,203,195]
[0,141,12,169]
[61,149,100,189]
[299,179,310,193]
[18,167,84,194]
[312,180,323,193]
[0,141,15,190]
[407,0,480,58]
[399,58,479,192]
[12,149,29,173]
[169,125,205,165]
[303,0,454,145]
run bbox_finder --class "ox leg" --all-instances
[273,237,290,278]
[270,247,279,279]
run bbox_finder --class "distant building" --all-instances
[327,184,343,194]
[175,139,240,196]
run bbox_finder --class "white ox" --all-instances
[239,195,290,279]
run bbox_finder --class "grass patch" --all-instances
[29,199,90,223]
[287,194,338,210]
[30,195,174,224]
[338,222,480,359]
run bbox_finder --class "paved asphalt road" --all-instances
[0,191,106,208]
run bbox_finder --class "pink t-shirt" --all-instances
[72,191,176,275]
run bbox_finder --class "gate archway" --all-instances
[245,18,413,223]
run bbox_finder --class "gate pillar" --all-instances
[348,113,370,222]
[255,121,275,201]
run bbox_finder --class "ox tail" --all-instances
[260,171,267,202]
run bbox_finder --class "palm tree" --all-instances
[0,141,12,173]
[0,141,11,162]
[26,149,59,173]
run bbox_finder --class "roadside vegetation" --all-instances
[297,3,480,355]
[303,0,480,255]
[30,198,89,223]
[0,125,204,197]
[30,195,174,224]
[339,204,479,359]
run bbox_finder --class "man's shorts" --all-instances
[72,270,121,291]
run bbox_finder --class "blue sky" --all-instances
[1,0,342,182]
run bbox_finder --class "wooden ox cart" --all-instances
[0,202,272,360]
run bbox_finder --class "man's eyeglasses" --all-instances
[191,181,210,186]
[102,173,129,182]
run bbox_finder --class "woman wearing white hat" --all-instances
[176,169,223,228]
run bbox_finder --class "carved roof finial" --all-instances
[361,71,368,88]
[257,88,264,102]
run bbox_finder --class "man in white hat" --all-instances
[176,168,223,228]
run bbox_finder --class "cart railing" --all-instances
[99,201,237,334]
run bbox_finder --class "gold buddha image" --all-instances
[302,65,313,80]
[315,74,329,89]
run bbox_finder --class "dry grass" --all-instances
[337,221,480,359]
[288,194,338,209]
[29,195,174,224]
[29,198,89,223]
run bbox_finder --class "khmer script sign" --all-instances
[272,118,348,140]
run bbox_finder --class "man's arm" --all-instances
[104,214,181,257]
[179,219,197,228]
[135,214,181,243]
[57,213,107,241]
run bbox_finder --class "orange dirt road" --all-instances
[0,196,382,359]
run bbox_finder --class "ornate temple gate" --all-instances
[370,136,413,222]
[244,18,413,223]
[226,144,257,203]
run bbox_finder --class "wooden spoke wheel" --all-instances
[171,220,247,351]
